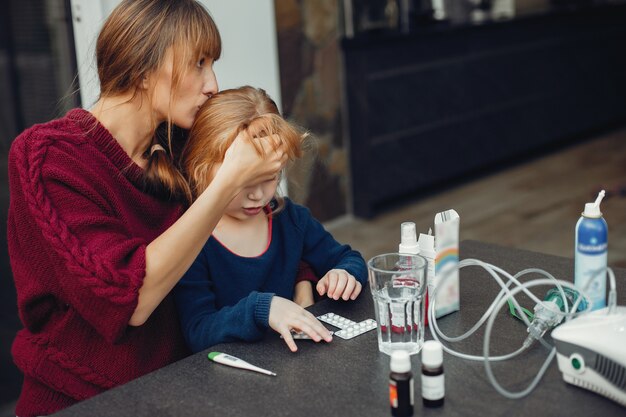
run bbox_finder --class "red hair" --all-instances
[181,86,308,206]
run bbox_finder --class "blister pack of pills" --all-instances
[287,330,334,340]
[316,313,377,340]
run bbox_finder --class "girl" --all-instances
[174,86,368,353]
[7,1,292,415]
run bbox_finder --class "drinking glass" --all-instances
[368,253,427,355]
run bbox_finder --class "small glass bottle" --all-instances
[421,340,444,407]
[389,350,414,417]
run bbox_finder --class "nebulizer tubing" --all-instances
[427,259,532,361]
[482,278,583,399]
[483,267,617,399]
[428,256,616,399]
[429,261,525,344]
[483,267,616,399]
[607,267,617,314]
[428,259,592,361]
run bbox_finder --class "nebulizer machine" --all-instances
[418,191,626,407]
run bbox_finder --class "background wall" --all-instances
[275,0,350,221]
[70,0,283,111]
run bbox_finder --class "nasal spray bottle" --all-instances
[574,190,608,310]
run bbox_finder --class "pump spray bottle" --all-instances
[574,190,608,310]
[395,222,420,333]
[400,222,420,258]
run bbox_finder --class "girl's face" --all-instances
[151,48,218,129]
[223,172,279,221]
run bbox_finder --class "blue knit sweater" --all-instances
[174,198,368,352]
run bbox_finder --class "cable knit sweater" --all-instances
[7,109,190,417]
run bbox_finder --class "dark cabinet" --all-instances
[342,6,626,218]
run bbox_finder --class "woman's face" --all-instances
[151,47,218,129]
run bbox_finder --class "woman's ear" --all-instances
[140,74,150,90]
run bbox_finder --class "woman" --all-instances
[7,1,322,415]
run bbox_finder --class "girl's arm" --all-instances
[291,201,368,301]
[130,135,286,325]
[175,253,330,353]
[174,251,272,352]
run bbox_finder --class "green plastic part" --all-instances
[208,351,222,361]
[507,298,534,322]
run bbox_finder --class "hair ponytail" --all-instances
[144,125,193,203]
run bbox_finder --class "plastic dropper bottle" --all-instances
[574,190,608,310]
[421,340,444,407]
[389,350,414,417]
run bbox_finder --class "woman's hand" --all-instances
[217,131,287,190]
[293,281,315,308]
[268,296,332,352]
[316,269,362,301]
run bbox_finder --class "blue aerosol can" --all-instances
[574,190,608,310]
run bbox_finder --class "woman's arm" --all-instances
[130,135,286,325]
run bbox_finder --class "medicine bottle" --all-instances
[421,340,444,407]
[389,350,414,417]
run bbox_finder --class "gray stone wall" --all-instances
[276,0,348,222]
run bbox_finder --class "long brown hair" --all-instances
[96,0,221,199]
[181,86,307,207]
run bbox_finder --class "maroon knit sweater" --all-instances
[7,109,190,417]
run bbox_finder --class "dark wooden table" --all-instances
[55,240,626,416]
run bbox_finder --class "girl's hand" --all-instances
[293,281,315,308]
[316,269,362,301]
[218,132,287,189]
[268,296,332,352]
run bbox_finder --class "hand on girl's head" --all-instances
[251,133,288,168]
[219,131,286,186]
[316,269,362,301]
[268,296,333,352]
